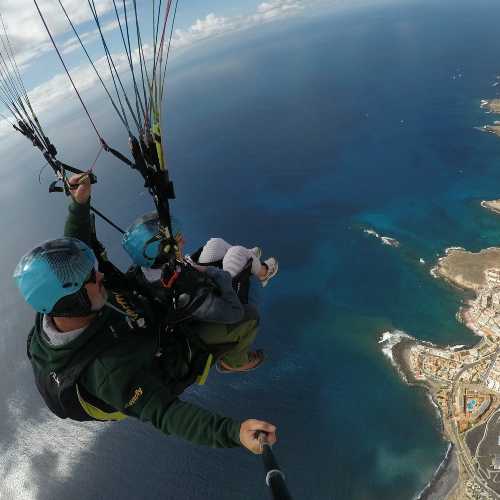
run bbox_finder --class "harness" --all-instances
[27,310,134,421]
[26,284,237,422]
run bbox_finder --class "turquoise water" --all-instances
[467,400,477,412]
[4,0,500,499]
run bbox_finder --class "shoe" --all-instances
[250,247,262,259]
[260,257,278,287]
[216,350,265,373]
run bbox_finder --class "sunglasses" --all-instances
[83,268,97,285]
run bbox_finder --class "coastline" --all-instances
[481,199,500,215]
[390,337,442,409]
[389,337,459,500]
[391,338,419,385]
[430,246,500,292]
[416,444,459,500]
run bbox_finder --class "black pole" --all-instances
[259,435,293,500]
[90,205,125,234]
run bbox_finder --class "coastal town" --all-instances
[393,246,500,498]
[389,222,500,498]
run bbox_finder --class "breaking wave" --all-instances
[363,227,400,248]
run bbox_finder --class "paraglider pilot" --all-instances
[14,174,277,453]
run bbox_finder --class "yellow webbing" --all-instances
[196,354,213,386]
[152,120,165,171]
[76,384,127,422]
[151,94,165,172]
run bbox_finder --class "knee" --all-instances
[238,319,259,340]
[199,238,231,264]
[206,237,221,246]
[205,238,230,250]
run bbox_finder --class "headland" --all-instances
[383,244,500,498]
[482,200,500,216]
[478,99,500,137]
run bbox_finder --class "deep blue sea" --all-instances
[3,0,500,498]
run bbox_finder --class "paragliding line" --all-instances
[87,0,141,134]
[32,0,103,143]
[56,0,130,133]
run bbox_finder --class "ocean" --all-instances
[3,0,500,498]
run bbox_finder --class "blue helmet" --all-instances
[13,238,95,314]
[122,212,162,268]
[122,212,181,268]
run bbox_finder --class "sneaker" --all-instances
[260,257,278,287]
[250,247,262,259]
[216,350,265,374]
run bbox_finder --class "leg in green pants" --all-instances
[197,304,259,367]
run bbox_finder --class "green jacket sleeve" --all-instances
[84,360,242,448]
[146,399,242,449]
[64,199,92,246]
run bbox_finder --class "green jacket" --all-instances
[30,199,241,448]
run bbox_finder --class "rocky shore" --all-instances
[418,445,459,500]
[480,98,500,113]
[391,339,419,384]
[481,199,500,215]
[431,247,500,292]
[390,338,459,500]
[478,98,500,136]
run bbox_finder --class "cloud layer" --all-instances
[0,0,306,70]
[0,0,313,139]
[172,0,304,49]
[0,0,115,66]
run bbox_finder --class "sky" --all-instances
[0,0,313,134]
[0,0,407,143]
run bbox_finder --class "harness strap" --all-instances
[76,384,127,421]
[101,139,136,168]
